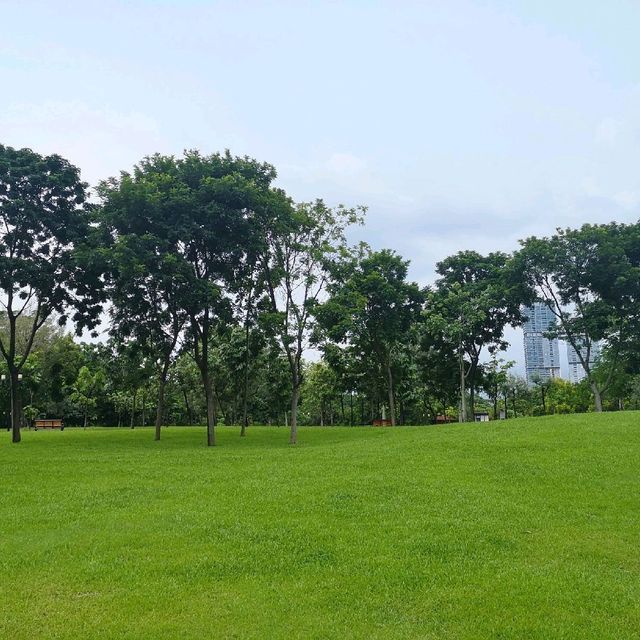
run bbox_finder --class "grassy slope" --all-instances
[0,414,639,639]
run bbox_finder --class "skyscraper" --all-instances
[522,303,561,384]
[567,339,601,383]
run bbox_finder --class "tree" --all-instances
[301,361,340,426]
[98,165,189,440]
[482,356,514,419]
[100,150,290,445]
[514,223,640,411]
[316,247,423,426]
[68,365,105,428]
[0,144,104,442]
[426,251,523,421]
[261,200,362,443]
[416,323,460,423]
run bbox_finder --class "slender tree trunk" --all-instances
[459,351,467,423]
[10,367,21,443]
[468,360,477,420]
[385,360,396,427]
[470,385,476,421]
[141,388,146,428]
[350,393,354,427]
[155,359,171,441]
[83,408,88,429]
[320,401,324,427]
[591,383,603,412]
[182,389,193,425]
[241,301,251,437]
[130,389,137,429]
[203,370,216,446]
[289,384,301,444]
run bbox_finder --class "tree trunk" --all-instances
[155,358,171,441]
[130,389,137,429]
[592,383,603,412]
[203,371,216,446]
[468,360,477,420]
[470,385,475,421]
[83,408,88,429]
[182,389,193,425]
[350,393,354,427]
[289,384,300,444]
[459,351,467,423]
[141,388,146,427]
[385,360,396,427]
[241,305,251,437]
[10,367,22,443]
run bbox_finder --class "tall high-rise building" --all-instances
[567,339,601,383]
[522,303,561,384]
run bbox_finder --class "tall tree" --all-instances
[98,167,189,440]
[514,223,640,411]
[100,150,290,445]
[0,144,104,442]
[316,247,424,427]
[426,251,523,420]
[261,201,362,443]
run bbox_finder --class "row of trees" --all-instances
[2,143,639,445]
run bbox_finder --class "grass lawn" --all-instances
[1,414,639,639]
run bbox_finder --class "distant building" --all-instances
[522,303,561,384]
[567,339,601,383]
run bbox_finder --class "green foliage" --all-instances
[425,250,523,420]
[514,222,640,409]
[316,247,423,425]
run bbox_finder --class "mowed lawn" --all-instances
[1,415,639,639]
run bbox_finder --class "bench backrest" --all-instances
[34,419,63,428]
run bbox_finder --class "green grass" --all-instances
[1,414,639,639]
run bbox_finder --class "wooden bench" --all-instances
[34,419,64,431]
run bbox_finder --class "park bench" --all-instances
[34,419,64,431]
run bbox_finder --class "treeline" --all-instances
[1,143,639,444]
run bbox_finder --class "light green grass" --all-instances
[1,414,639,639]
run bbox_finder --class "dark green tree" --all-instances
[426,251,523,421]
[261,201,362,443]
[98,164,189,440]
[0,144,104,442]
[316,247,424,426]
[514,223,640,411]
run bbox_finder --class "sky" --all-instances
[2,0,640,373]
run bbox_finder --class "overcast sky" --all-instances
[2,0,640,372]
